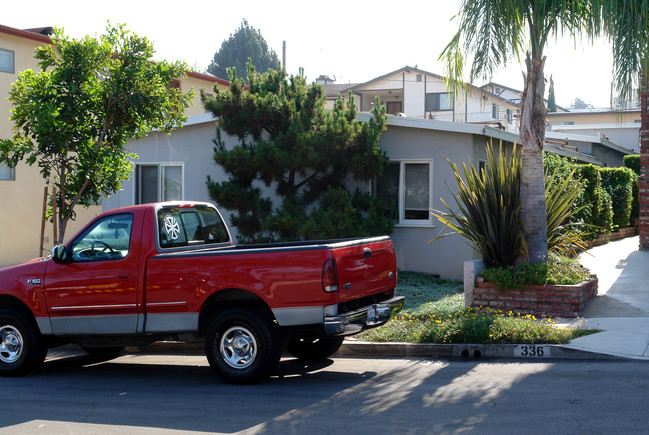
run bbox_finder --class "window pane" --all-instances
[0,49,14,73]
[492,104,499,119]
[425,93,452,111]
[181,211,203,242]
[438,93,452,110]
[404,163,429,220]
[138,166,159,204]
[162,166,182,201]
[71,214,133,262]
[198,206,230,244]
[376,163,400,220]
[0,163,15,180]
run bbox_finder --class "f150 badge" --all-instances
[27,279,41,285]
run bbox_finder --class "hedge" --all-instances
[544,154,637,235]
[600,166,635,228]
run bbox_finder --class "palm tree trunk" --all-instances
[640,70,649,250]
[519,53,549,263]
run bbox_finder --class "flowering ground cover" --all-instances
[357,271,591,344]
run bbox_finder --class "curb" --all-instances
[336,341,622,360]
[119,340,622,361]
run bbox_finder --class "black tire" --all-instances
[0,308,47,376]
[286,336,344,361]
[81,346,124,359]
[205,307,281,384]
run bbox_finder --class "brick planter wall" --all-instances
[473,276,598,318]
[584,226,639,249]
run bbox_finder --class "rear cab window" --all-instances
[157,204,230,250]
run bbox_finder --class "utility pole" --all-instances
[282,41,286,71]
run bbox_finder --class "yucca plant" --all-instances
[431,143,526,268]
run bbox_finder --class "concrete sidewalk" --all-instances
[560,236,649,359]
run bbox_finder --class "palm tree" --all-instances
[441,0,603,263]
[602,0,649,250]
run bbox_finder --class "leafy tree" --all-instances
[207,20,280,80]
[201,63,393,243]
[441,0,603,264]
[0,24,193,243]
[547,75,558,112]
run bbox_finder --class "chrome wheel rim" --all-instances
[219,326,257,369]
[0,325,23,364]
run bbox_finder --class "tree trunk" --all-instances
[640,70,649,250]
[519,53,549,263]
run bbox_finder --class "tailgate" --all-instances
[330,237,398,304]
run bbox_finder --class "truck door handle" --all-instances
[117,274,133,280]
[363,248,372,259]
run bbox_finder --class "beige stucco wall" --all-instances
[180,73,229,117]
[0,30,100,267]
[548,110,641,125]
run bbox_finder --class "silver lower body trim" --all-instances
[271,306,324,326]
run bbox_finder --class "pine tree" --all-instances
[207,20,279,80]
[201,63,394,243]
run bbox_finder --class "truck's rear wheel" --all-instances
[286,336,344,361]
[205,307,281,384]
[0,309,47,376]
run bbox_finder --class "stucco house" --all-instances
[102,104,631,280]
[0,23,228,267]
[547,108,641,155]
[320,66,521,132]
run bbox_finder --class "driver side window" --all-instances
[71,213,134,262]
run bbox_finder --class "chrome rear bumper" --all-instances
[324,296,405,336]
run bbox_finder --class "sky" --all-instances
[5,0,618,109]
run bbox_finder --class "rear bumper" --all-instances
[324,296,405,336]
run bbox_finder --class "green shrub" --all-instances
[624,155,640,222]
[600,167,635,228]
[480,254,590,289]
[575,164,603,233]
[594,189,614,233]
[624,154,641,175]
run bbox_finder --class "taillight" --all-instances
[322,257,339,293]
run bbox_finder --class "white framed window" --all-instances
[425,93,453,111]
[0,163,15,180]
[492,104,500,120]
[0,49,14,73]
[375,160,433,226]
[135,163,183,204]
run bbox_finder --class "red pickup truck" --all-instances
[0,201,402,383]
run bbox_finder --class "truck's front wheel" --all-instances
[0,309,47,376]
[205,307,281,384]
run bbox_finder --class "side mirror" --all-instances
[51,245,70,264]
